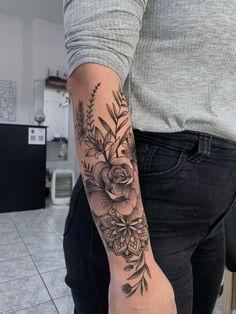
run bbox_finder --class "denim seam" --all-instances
[184,129,236,146]
[139,150,187,177]
[147,145,159,173]
[138,144,156,173]
[136,137,187,153]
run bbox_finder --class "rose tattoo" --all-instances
[87,157,138,216]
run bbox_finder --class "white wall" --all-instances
[43,89,69,141]
[0,15,24,122]
[32,19,67,81]
[0,14,79,176]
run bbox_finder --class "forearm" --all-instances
[68,63,155,297]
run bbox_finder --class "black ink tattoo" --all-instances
[75,82,151,297]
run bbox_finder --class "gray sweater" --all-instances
[63,0,236,142]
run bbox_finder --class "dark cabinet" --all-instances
[0,124,47,213]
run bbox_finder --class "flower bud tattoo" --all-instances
[75,82,151,297]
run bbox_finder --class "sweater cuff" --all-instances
[67,49,129,86]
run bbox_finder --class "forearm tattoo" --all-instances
[75,82,151,297]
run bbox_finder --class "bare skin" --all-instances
[67,63,177,314]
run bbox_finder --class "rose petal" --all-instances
[108,166,131,184]
[110,182,124,196]
[124,176,133,185]
[106,190,127,202]
[113,189,137,216]
[101,167,111,186]
[122,163,133,177]
[93,162,110,186]
[135,193,143,212]
[122,185,131,198]
[132,170,139,186]
[110,157,133,170]
[89,189,112,215]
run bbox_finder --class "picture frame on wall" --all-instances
[0,79,16,121]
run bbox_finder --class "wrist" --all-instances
[108,246,156,275]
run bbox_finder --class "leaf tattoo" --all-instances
[75,82,151,297]
[75,100,87,144]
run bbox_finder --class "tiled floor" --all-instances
[0,205,233,314]
[0,204,74,314]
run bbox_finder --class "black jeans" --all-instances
[63,129,236,314]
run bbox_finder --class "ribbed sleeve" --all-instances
[63,0,148,84]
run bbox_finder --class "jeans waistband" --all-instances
[133,129,236,162]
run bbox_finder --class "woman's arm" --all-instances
[68,63,155,298]
[64,0,176,311]
[68,64,176,314]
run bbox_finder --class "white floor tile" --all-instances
[32,249,65,273]
[12,301,58,314]
[0,274,50,313]
[0,222,21,246]
[0,212,13,224]
[21,233,63,255]
[0,241,28,262]
[41,268,71,299]
[0,256,37,284]
[54,295,74,314]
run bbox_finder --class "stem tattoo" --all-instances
[75,82,151,297]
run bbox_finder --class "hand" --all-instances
[109,260,177,314]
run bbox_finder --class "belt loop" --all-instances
[187,134,212,163]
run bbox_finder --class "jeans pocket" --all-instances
[136,142,188,178]
[63,175,83,236]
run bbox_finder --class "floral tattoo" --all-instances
[75,82,151,297]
